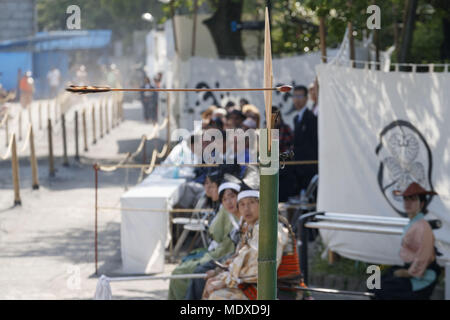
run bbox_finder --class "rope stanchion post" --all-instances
[47,119,55,177]
[99,101,104,139]
[61,113,69,167]
[92,105,97,144]
[105,102,109,134]
[94,163,99,275]
[74,111,80,161]
[82,109,88,152]
[11,134,21,206]
[29,126,39,190]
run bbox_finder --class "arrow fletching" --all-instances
[66,85,112,94]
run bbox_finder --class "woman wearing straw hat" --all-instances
[371,182,441,300]
[168,180,242,300]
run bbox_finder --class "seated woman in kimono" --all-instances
[202,189,299,300]
[371,182,441,300]
[168,180,242,300]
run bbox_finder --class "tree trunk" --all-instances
[203,0,245,58]
[398,0,419,63]
[319,16,327,63]
[442,16,450,60]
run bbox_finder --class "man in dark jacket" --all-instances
[291,85,318,195]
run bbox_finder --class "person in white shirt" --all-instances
[47,67,61,99]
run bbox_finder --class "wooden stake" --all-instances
[38,103,42,130]
[92,105,97,144]
[99,102,104,138]
[111,99,116,129]
[142,138,147,165]
[105,103,109,134]
[11,133,21,206]
[46,103,50,122]
[62,114,69,167]
[75,111,80,161]
[54,101,58,123]
[82,109,88,152]
[30,126,39,190]
[5,114,8,147]
[48,119,55,177]
[18,110,22,141]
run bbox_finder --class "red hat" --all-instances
[393,182,438,197]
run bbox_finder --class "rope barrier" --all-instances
[143,143,169,175]
[18,125,32,154]
[97,160,319,171]
[98,206,216,213]
[98,117,169,172]
[0,134,14,160]
[0,112,8,128]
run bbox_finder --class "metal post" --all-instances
[92,105,97,144]
[296,211,323,286]
[74,111,80,161]
[11,134,21,206]
[48,119,55,177]
[29,126,39,190]
[62,114,69,167]
[300,214,309,285]
[82,109,88,152]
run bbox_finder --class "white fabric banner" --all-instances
[316,64,450,265]
[179,53,330,131]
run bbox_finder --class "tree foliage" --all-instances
[37,0,449,62]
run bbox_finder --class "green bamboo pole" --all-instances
[257,5,278,300]
[258,160,279,299]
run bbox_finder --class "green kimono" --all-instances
[168,207,239,300]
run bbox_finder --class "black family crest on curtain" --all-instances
[375,120,436,217]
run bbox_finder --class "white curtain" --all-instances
[316,64,450,265]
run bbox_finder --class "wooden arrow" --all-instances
[66,85,292,94]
